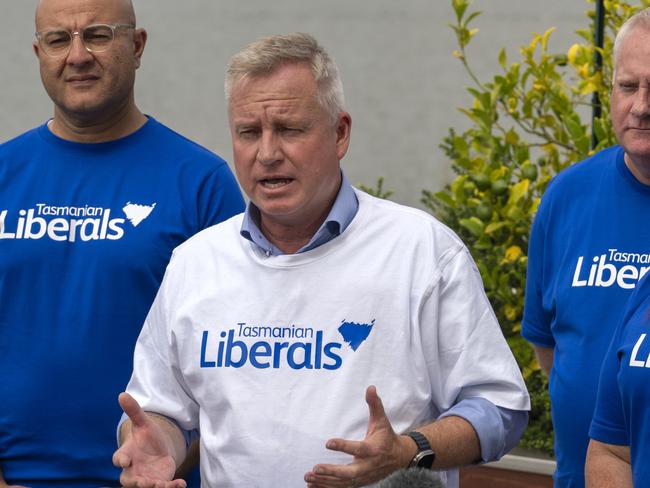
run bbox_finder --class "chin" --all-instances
[624,143,650,159]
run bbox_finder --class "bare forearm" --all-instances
[533,345,554,376]
[411,415,481,469]
[585,440,632,488]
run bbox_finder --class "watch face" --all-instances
[406,431,435,469]
[411,449,435,469]
[417,451,435,469]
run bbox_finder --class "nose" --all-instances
[66,32,94,65]
[256,132,282,166]
[630,86,650,118]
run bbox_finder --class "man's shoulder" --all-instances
[355,189,465,251]
[144,118,228,167]
[0,125,45,154]
[173,212,244,258]
[546,145,622,194]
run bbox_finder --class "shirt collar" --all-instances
[240,172,358,256]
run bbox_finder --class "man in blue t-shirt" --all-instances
[522,8,650,488]
[587,273,650,487]
[0,0,244,486]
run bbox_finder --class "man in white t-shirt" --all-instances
[113,33,530,488]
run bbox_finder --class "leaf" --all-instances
[485,222,508,234]
[562,113,585,141]
[567,43,581,65]
[508,179,530,204]
[452,0,469,22]
[465,11,483,25]
[432,191,455,207]
[504,245,523,263]
[498,48,507,69]
[541,27,557,51]
[459,217,485,237]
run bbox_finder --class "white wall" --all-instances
[1,1,587,208]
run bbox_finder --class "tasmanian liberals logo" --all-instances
[0,202,156,242]
[200,319,375,371]
[571,249,650,290]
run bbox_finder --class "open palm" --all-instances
[113,393,187,488]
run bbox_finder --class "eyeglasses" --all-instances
[35,23,135,57]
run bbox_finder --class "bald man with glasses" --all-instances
[0,0,244,486]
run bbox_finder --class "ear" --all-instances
[33,40,41,59]
[334,111,352,160]
[132,28,147,69]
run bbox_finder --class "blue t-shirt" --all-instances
[522,145,650,487]
[0,118,245,487]
[590,272,650,486]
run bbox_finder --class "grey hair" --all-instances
[613,7,650,78]
[225,32,345,124]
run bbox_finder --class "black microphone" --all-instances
[377,468,444,488]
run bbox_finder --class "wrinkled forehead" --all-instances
[35,0,135,30]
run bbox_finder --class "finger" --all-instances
[310,462,364,481]
[326,438,372,458]
[112,447,132,468]
[119,392,150,428]
[365,385,388,428]
[145,478,187,488]
[306,472,353,487]
[162,480,187,488]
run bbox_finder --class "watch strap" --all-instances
[405,431,435,469]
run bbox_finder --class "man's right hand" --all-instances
[113,392,187,488]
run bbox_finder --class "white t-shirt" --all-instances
[126,190,530,487]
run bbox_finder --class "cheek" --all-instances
[233,153,254,185]
[611,100,628,129]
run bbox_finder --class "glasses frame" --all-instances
[35,23,136,57]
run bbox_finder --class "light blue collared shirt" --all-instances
[240,172,358,256]
[239,172,528,462]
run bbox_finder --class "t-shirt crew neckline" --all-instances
[242,189,372,269]
[615,145,650,195]
[36,115,156,152]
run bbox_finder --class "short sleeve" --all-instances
[125,254,200,431]
[589,323,628,445]
[423,247,530,412]
[522,200,555,348]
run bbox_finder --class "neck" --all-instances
[49,99,147,143]
[259,219,320,255]
[624,152,650,186]
[260,204,335,255]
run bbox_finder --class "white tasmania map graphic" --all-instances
[122,202,156,227]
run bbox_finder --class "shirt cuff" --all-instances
[438,397,528,462]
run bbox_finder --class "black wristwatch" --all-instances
[405,431,435,469]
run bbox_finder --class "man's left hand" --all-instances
[304,385,415,488]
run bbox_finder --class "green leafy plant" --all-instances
[423,0,649,455]
[358,177,395,200]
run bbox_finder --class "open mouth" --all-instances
[260,178,293,189]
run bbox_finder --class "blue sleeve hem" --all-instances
[521,320,555,348]
[589,420,629,446]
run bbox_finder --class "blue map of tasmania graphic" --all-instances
[338,319,375,351]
